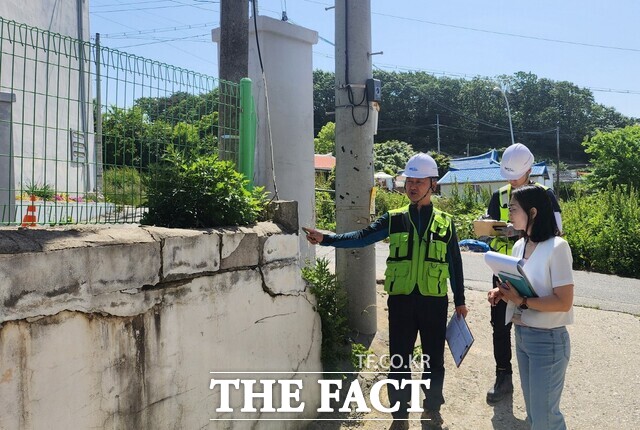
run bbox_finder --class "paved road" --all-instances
[316,242,640,315]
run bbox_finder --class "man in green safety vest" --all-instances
[485,143,563,405]
[305,153,467,430]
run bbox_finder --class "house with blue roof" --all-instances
[438,149,553,197]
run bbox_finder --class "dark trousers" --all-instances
[387,292,448,418]
[491,275,513,374]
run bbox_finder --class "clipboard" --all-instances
[484,251,538,298]
[445,314,474,367]
[473,220,507,237]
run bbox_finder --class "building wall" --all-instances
[0,0,94,213]
[0,214,322,428]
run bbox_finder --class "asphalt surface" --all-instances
[316,242,640,316]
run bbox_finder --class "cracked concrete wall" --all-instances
[0,219,322,429]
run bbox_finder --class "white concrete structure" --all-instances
[0,218,322,429]
[0,1,95,223]
[212,17,318,263]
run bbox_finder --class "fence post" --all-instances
[0,92,16,224]
[239,78,255,188]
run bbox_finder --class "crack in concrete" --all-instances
[253,312,295,324]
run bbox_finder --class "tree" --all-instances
[583,125,640,189]
[313,70,335,135]
[312,70,637,164]
[314,121,335,155]
[102,106,147,167]
[373,140,414,174]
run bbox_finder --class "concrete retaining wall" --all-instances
[0,213,322,429]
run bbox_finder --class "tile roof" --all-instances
[449,149,500,170]
[314,154,336,170]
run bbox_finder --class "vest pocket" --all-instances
[419,262,450,296]
[384,260,412,294]
[428,239,447,261]
[389,232,410,258]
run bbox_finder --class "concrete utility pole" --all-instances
[334,0,377,335]
[218,0,249,161]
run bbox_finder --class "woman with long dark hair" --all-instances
[488,184,574,430]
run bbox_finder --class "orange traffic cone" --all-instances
[21,195,38,227]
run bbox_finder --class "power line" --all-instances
[371,12,640,54]
[113,34,211,48]
[298,0,640,53]
[100,22,217,38]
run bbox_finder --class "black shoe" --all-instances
[389,419,409,430]
[421,409,449,430]
[486,371,513,404]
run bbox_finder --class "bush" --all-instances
[141,146,267,228]
[374,187,408,217]
[315,191,336,231]
[434,183,489,240]
[103,167,145,206]
[562,185,640,277]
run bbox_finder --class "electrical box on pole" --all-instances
[366,78,381,103]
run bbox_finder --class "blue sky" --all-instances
[91,0,640,119]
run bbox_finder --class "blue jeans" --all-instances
[515,325,570,430]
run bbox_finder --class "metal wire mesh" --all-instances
[0,17,240,225]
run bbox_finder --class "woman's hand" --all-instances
[498,280,523,305]
[303,227,324,245]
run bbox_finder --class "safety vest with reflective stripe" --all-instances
[490,182,548,254]
[384,205,453,296]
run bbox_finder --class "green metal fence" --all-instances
[0,17,249,226]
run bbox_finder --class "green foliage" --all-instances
[314,121,335,155]
[374,140,414,174]
[583,125,640,190]
[434,183,489,240]
[101,90,220,170]
[351,343,373,372]
[25,182,55,200]
[141,146,267,228]
[313,70,636,162]
[562,185,640,277]
[315,191,336,231]
[429,151,452,176]
[375,187,408,217]
[302,258,350,371]
[103,167,145,207]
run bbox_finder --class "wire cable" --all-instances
[251,0,280,200]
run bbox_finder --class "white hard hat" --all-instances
[404,153,439,178]
[500,143,534,180]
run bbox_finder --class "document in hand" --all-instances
[484,251,538,298]
[446,314,474,368]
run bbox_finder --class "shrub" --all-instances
[315,191,336,231]
[374,187,408,217]
[141,146,267,228]
[562,185,640,278]
[434,183,489,240]
[103,166,145,206]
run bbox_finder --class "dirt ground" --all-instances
[308,285,640,430]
